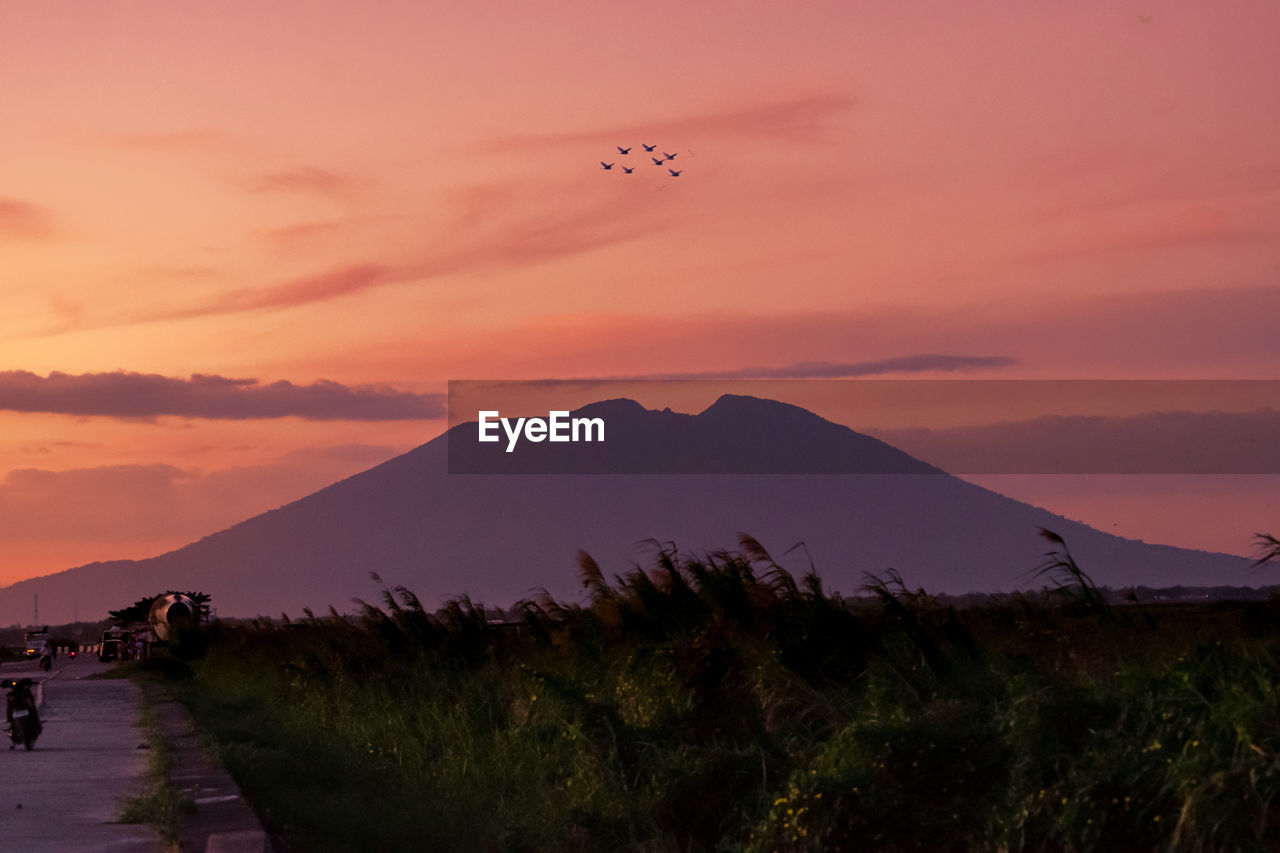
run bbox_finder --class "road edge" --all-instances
[137,681,272,853]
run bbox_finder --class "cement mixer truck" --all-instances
[147,592,203,643]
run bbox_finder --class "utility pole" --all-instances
[34,593,38,625]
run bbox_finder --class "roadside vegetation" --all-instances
[159,531,1280,851]
[117,688,194,846]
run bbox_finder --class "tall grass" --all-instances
[167,535,1280,851]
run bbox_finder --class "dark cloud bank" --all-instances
[0,371,444,421]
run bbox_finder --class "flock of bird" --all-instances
[601,143,682,177]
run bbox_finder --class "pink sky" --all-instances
[1,1,1278,587]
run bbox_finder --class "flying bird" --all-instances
[622,166,634,174]
[668,168,682,177]
[651,156,664,165]
[617,146,631,154]
[601,162,614,170]
[1137,13,1152,23]
[663,151,677,160]
[642,143,656,152]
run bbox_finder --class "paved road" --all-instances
[1,655,162,852]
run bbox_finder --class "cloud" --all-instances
[0,198,56,240]
[111,181,672,324]
[260,219,354,252]
[498,284,1280,379]
[1017,211,1275,263]
[0,371,444,421]
[0,443,403,544]
[110,128,233,151]
[50,89,783,331]
[258,215,417,251]
[249,166,355,197]
[1031,155,1280,224]
[589,354,1020,381]
[483,92,857,152]
[871,408,1280,474]
[1017,149,1280,262]
[211,264,395,314]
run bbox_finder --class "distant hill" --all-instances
[0,395,1253,624]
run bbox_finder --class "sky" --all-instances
[2,0,1279,589]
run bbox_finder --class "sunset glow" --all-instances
[2,1,1278,586]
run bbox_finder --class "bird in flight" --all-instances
[601,162,614,170]
[642,143,656,152]
[663,151,677,160]
[1137,13,1152,23]
[651,156,665,165]
[668,168,682,177]
[622,166,634,174]
[617,146,631,154]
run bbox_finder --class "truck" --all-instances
[23,628,50,659]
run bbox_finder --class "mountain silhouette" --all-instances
[0,395,1252,623]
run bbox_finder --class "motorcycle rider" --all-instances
[39,643,52,671]
[5,678,41,750]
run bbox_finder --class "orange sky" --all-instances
[2,1,1278,587]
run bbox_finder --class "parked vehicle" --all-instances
[98,627,130,662]
[98,636,124,662]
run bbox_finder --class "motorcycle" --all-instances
[4,678,42,751]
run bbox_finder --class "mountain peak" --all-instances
[571,397,649,419]
[699,393,832,424]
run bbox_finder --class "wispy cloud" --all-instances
[483,92,857,152]
[110,128,234,151]
[580,354,1020,380]
[43,95,831,331]
[248,166,356,197]
[189,264,394,317]
[0,371,444,421]
[106,181,671,325]
[0,443,404,544]
[873,408,1280,474]
[260,219,359,253]
[0,198,56,240]
[338,282,1280,382]
[1018,212,1274,263]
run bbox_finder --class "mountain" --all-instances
[0,395,1253,624]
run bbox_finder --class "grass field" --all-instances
[160,534,1280,851]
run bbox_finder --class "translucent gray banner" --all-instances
[446,380,1280,474]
